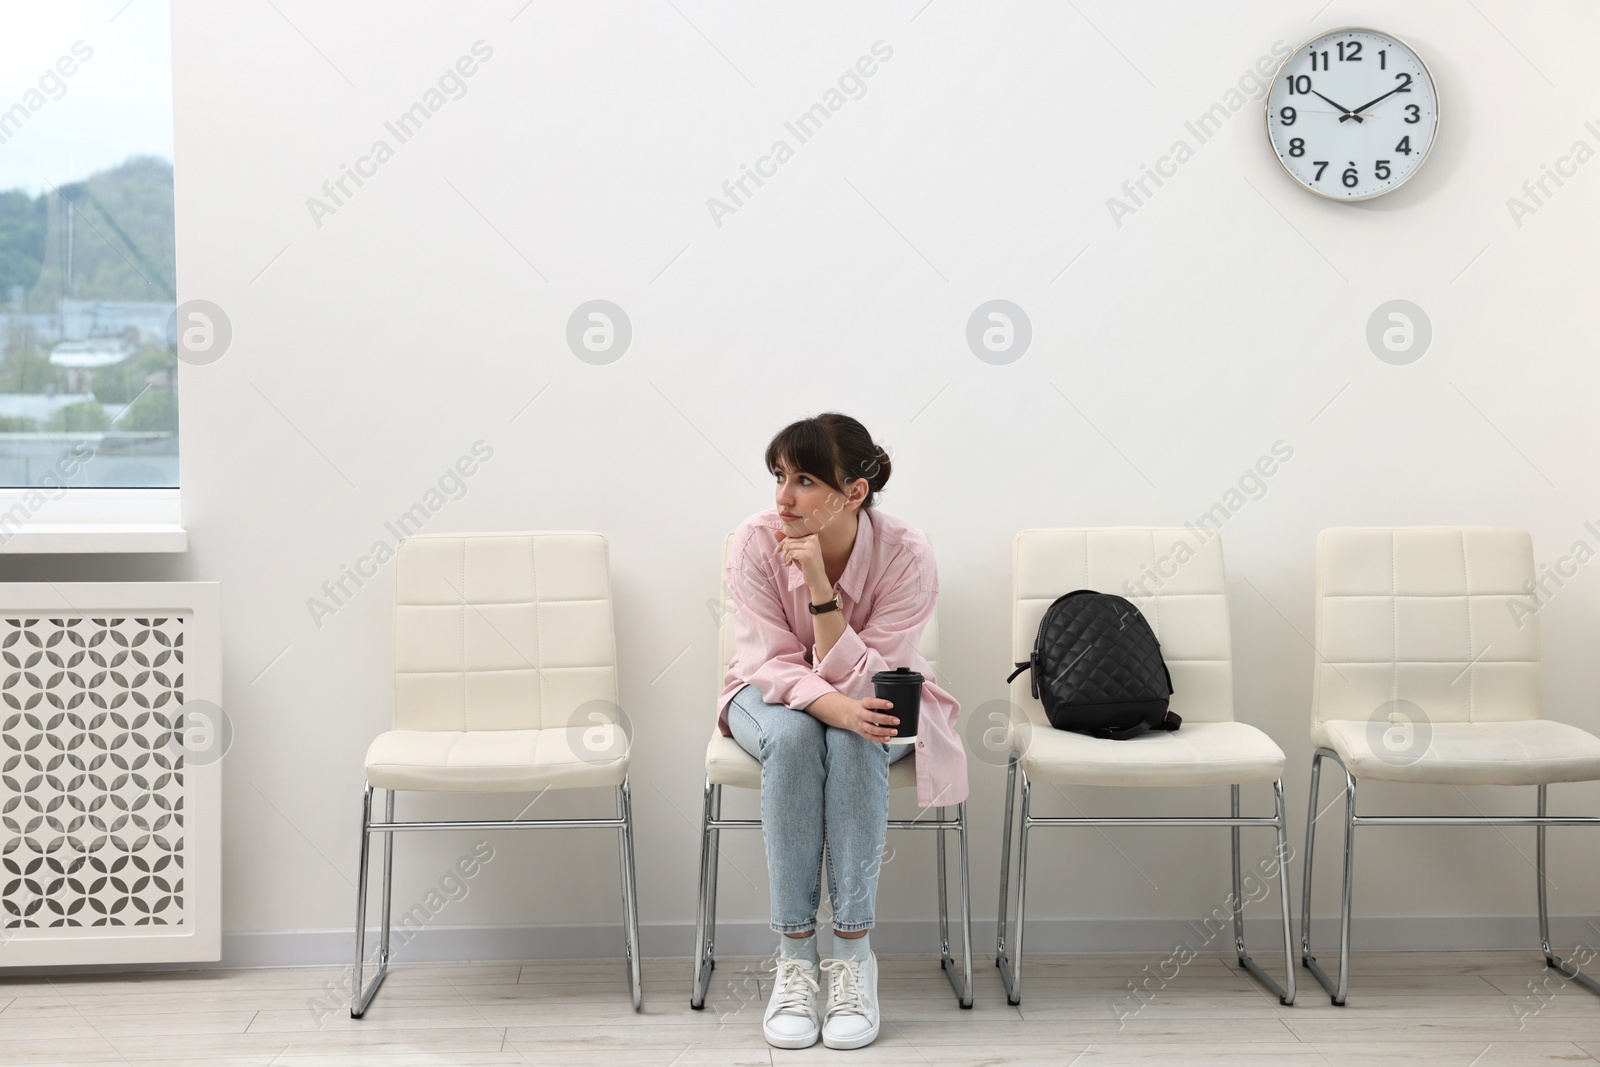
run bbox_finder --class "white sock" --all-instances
[832,930,871,962]
[780,931,819,966]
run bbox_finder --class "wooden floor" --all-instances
[1,951,1598,1065]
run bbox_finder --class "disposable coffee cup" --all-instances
[873,667,924,746]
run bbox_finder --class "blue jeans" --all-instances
[727,682,911,933]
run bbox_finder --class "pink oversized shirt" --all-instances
[716,505,968,809]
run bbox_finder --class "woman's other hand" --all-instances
[843,696,900,742]
[802,692,900,742]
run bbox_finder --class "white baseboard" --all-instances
[3,915,1597,976]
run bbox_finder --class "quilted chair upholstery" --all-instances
[367,532,628,791]
[1311,527,1600,785]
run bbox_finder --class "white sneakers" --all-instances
[763,955,821,1049]
[820,951,880,1049]
[762,949,882,1050]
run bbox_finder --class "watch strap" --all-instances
[808,591,842,615]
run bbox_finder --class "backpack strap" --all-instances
[1005,651,1041,700]
[1096,710,1182,741]
[1096,720,1153,741]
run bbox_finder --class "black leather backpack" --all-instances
[1005,589,1180,740]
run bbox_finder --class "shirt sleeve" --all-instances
[810,547,934,701]
[725,530,837,712]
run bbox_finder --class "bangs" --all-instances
[764,420,840,491]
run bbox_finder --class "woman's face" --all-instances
[773,456,861,536]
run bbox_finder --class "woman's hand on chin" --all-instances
[775,528,830,592]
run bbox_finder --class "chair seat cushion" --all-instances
[1013,720,1286,787]
[1312,718,1600,785]
[365,727,628,791]
[704,728,918,791]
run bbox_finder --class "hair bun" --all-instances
[869,445,892,491]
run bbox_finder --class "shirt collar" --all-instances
[785,506,873,599]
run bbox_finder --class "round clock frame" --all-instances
[1265,26,1440,202]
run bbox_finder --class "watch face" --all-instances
[1265,27,1438,200]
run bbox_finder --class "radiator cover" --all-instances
[0,582,220,966]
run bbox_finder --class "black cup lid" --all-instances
[872,666,923,683]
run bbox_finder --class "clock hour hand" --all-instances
[1310,90,1363,123]
[1339,84,1406,121]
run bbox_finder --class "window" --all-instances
[0,1,176,492]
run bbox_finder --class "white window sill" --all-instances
[0,489,186,553]
[0,523,187,554]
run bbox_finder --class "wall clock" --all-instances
[1265,27,1439,200]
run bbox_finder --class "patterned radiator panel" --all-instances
[1,616,187,931]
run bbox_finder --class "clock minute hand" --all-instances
[1310,90,1363,123]
[1339,84,1406,121]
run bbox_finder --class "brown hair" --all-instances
[764,412,892,511]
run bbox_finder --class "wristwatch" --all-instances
[808,590,842,615]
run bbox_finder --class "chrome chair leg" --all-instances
[1299,749,1324,967]
[1228,782,1296,1004]
[995,754,1019,988]
[1231,785,1245,961]
[1537,784,1600,996]
[351,781,389,1018]
[1272,778,1297,1005]
[934,806,947,947]
[690,778,715,1010]
[617,776,643,1011]
[935,804,951,962]
[956,800,974,1008]
[933,803,973,1007]
[379,789,395,970]
[1334,763,1357,1006]
[706,786,723,966]
[1003,771,1032,1006]
[1302,748,1356,1004]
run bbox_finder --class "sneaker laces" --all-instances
[820,957,866,1016]
[771,956,819,1015]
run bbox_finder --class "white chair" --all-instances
[351,532,641,1016]
[1301,526,1600,1004]
[996,527,1295,1005]
[690,530,973,1009]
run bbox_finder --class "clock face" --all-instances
[1265,28,1439,200]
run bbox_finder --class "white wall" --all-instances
[20,0,1600,964]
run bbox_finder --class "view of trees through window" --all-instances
[0,1,176,488]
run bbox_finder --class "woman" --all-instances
[715,413,966,1050]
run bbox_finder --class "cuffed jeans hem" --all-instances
[831,919,875,933]
[772,920,820,934]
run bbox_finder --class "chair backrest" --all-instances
[393,532,619,731]
[718,528,939,686]
[1313,526,1541,725]
[1011,527,1235,724]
